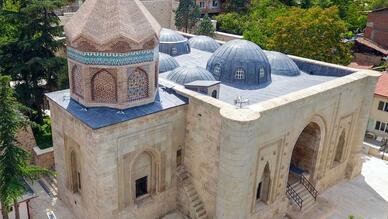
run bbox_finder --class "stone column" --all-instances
[346,70,381,179]
[215,107,261,219]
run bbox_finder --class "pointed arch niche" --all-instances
[91,70,117,103]
[128,67,149,102]
[71,65,84,97]
[332,129,346,167]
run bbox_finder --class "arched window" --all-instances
[91,70,117,103]
[128,68,149,102]
[256,162,271,204]
[132,152,152,199]
[334,130,346,163]
[213,64,221,79]
[211,90,217,98]
[235,67,245,80]
[72,65,83,97]
[70,150,81,193]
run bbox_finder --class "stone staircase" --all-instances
[177,166,207,219]
[290,182,316,212]
[38,174,58,198]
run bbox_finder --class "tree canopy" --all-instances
[175,0,200,32]
[195,14,215,36]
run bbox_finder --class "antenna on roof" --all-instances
[234,96,249,108]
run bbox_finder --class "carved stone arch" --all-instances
[128,67,149,102]
[91,70,117,103]
[259,162,271,203]
[71,65,84,97]
[130,149,161,202]
[72,36,99,52]
[333,129,346,164]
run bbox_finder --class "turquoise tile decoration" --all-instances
[67,47,155,66]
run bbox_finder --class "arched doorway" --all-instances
[289,122,321,183]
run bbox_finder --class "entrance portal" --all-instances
[289,122,321,182]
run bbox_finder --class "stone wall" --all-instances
[33,147,55,169]
[16,125,37,154]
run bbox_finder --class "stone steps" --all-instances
[39,174,58,197]
[177,166,208,219]
[290,182,316,212]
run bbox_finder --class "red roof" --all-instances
[375,72,388,97]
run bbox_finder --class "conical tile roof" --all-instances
[65,0,161,52]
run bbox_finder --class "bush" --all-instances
[32,117,53,149]
[215,12,247,35]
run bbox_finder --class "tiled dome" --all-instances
[167,66,216,85]
[206,39,271,85]
[159,53,180,73]
[265,51,300,76]
[159,28,190,56]
[188,35,220,52]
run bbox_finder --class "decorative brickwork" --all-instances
[92,70,117,103]
[71,65,84,97]
[128,68,149,102]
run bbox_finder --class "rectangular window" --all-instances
[384,103,388,112]
[77,172,81,190]
[375,121,381,130]
[136,176,148,198]
[381,122,386,131]
[385,125,388,133]
[199,1,205,8]
[256,182,262,200]
[378,101,384,110]
[176,149,182,167]
[212,0,218,7]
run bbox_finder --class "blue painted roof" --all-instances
[188,35,220,52]
[159,52,180,73]
[265,51,300,76]
[46,87,188,129]
[184,80,220,87]
[167,66,216,85]
[206,39,271,85]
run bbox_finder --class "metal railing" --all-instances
[299,174,318,200]
[286,183,303,209]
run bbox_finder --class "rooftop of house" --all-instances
[375,71,388,98]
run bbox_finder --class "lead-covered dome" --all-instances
[265,51,300,76]
[159,53,180,73]
[206,39,271,85]
[167,66,216,85]
[159,28,190,56]
[189,35,220,52]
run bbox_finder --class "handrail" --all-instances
[286,183,303,210]
[299,174,318,200]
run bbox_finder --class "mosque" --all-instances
[46,0,380,218]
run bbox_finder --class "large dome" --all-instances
[159,28,190,56]
[206,39,271,85]
[167,66,216,85]
[265,51,300,76]
[188,35,220,52]
[159,53,180,73]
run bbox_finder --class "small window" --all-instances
[136,176,148,198]
[385,125,388,133]
[384,103,388,112]
[259,68,265,79]
[211,90,217,98]
[378,101,384,110]
[176,149,182,167]
[171,47,177,55]
[235,68,245,80]
[212,0,218,7]
[199,1,205,8]
[375,121,381,130]
[256,182,262,200]
[381,122,386,131]
[78,172,81,190]
[213,64,221,79]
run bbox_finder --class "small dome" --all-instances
[265,51,300,76]
[159,28,190,56]
[206,39,271,85]
[167,66,216,85]
[188,35,220,52]
[159,53,180,73]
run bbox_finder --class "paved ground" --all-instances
[321,155,388,219]
[30,155,388,219]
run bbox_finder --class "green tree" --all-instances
[215,12,247,35]
[265,7,352,65]
[0,0,66,123]
[195,14,215,36]
[0,75,50,219]
[370,0,388,9]
[175,0,200,32]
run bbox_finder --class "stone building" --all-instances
[47,0,380,218]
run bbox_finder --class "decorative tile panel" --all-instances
[92,70,117,103]
[128,68,149,102]
[67,47,156,66]
[71,65,84,97]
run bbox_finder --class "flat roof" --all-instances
[46,87,188,129]
[170,48,343,105]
